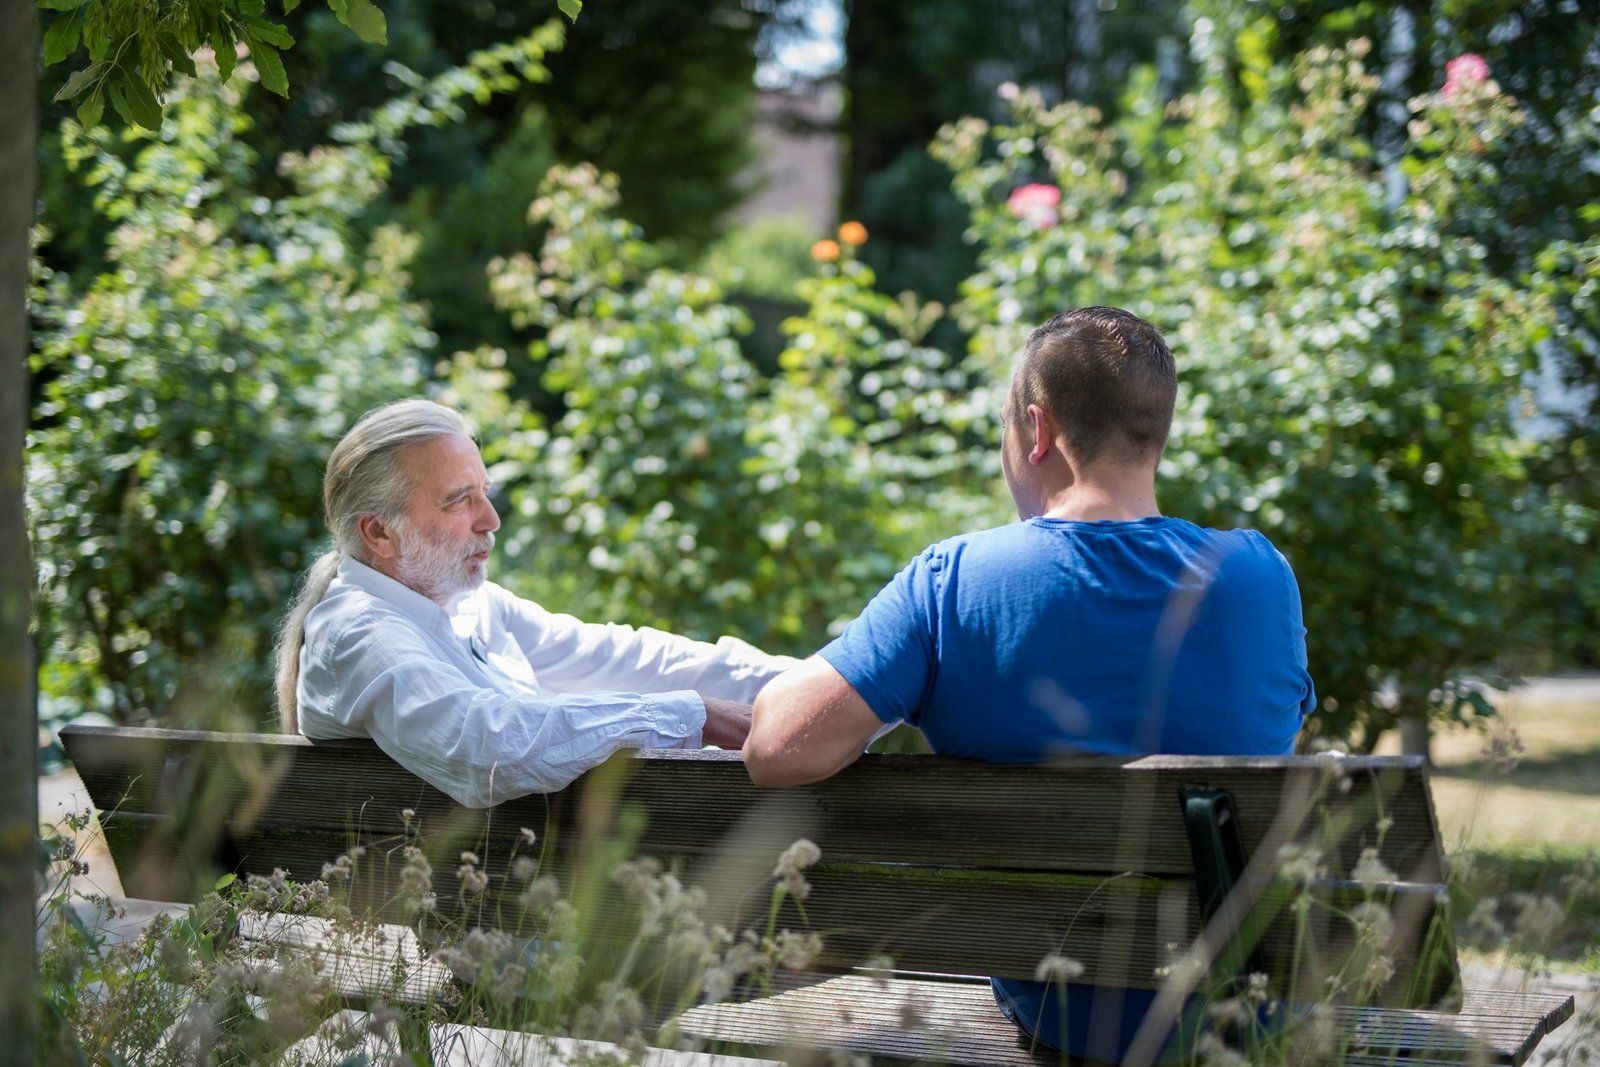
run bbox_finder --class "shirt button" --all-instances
[676,721,688,733]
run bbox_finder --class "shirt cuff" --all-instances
[649,691,708,748]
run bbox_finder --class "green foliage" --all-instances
[38,0,390,131]
[481,166,984,655]
[27,61,429,725]
[28,27,565,726]
[933,37,1593,747]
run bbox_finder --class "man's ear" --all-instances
[358,513,400,562]
[1025,403,1056,466]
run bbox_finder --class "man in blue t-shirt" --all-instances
[743,306,1316,1063]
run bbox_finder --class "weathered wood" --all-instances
[63,722,1580,1066]
[60,725,1459,1006]
[672,975,1576,1067]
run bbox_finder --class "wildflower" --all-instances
[491,962,527,1004]
[1512,893,1564,948]
[1443,53,1490,97]
[1482,727,1525,774]
[811,239,840,262]
[512,855,539,884]
[1244,971,1271,1006]
[773,838,822,901]
[520,827,537,846]
[545,951,583,995]
[518,874,562,916]
[400,807,416,826]
[367,1000,404,1039]
[1275,843,1325,886]
[1352,847,1398,886]
[837,220,868,246]
[1196,1031,1249,1067]
[457,851,489,897]
[399,846,436,916]
[1348,901,1396,949]
[769,930,824,969]
[1361,953,1396,991]
[1034,953,1086,984]
[434,927,513,984]
[997,81,1019,100]
[1466,896,1506,945]
[1006,183,1061,229]
[321,853,354,882]
[1207,995,1251,1032]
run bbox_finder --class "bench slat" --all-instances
[60,726,1446,881]
[674,975,1573,1066]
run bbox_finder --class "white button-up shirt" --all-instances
[297,556,797,807]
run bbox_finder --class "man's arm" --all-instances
[743,656,886,788]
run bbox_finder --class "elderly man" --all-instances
[744,307,1316,1061]
[276,398,794,808]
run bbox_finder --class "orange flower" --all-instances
[837,221,868,246]
[811,239,840,262]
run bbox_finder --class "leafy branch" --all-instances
[38,0,582,131]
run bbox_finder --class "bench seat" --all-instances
[58,724,1576,1065]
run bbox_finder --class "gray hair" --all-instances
[274,399,471,732]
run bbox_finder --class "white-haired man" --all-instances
[276,399,794,808]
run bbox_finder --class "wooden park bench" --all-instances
[60,723,1575,1066]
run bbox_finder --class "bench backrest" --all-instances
[60,724,1460,1010]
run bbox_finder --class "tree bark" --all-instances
[1399,714,1432,764]
[0,2,38,1063]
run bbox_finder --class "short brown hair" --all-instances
[1012,307,1175,466]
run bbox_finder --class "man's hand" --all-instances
[699,696,753,749]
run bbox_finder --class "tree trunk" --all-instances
[1399,713,1432,764]
[0,2,37,1063]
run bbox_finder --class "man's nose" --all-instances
[475,494,501,533]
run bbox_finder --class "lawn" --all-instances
[1376,678,1600,972]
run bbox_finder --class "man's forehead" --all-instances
[401,433,487,486]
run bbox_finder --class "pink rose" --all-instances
[1007,183,1061,229]
[1444,53,1490,97]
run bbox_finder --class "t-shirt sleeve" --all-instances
[818,547,940,726]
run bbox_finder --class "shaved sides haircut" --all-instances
[1013,306,1176,466]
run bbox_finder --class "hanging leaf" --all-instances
[328,0,387,45]
[42,13,82,65]
[248,37,290,97]
[557,0,583,22]
[53,61,106,103]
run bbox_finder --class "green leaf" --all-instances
[42,14,81,65]
[284,0,303,11]
[74,94,104,129]
[248,38,290,97]
[329,0,387,45]
[156,36,197,77]
[53,61,105,102]
[126,75,163,130]
[557,0,583,21]
[243,17,295,48]
[36,0,90,10]
[240,0,266,14]
[214,24,237,82]
[214,872,237,891]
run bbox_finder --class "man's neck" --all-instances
[1034,478,1160,523]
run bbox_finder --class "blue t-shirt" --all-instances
[819,515,1316,1062]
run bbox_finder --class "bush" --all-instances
[933,39,1592,748]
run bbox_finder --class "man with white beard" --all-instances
[275,399,795,807]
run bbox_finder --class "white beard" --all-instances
[393,525,494,610]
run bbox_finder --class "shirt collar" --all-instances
[335,553,454,627]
